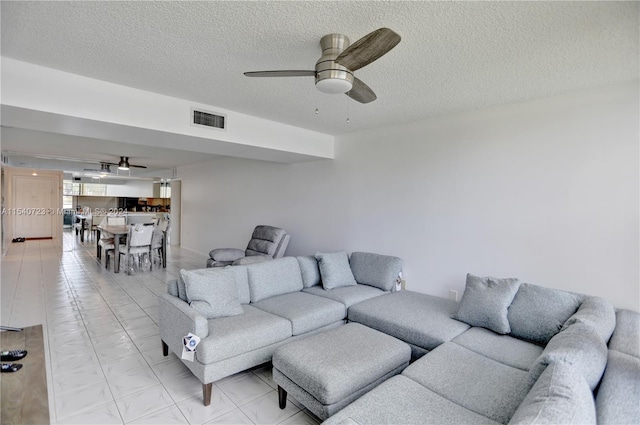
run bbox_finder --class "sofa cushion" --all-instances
[197,305,291,364]
[302,284,386,309]
[509,361,596,425]
[315,251,357,290]
[561,296,616,344]
[348,252,402,291]
[323,375,501,425]
[507,283,582,345]
[595,350,640,425]
[297,256,321,288]
[608,309,640,358]
[529,323,608,390]
[252,292,346,335]
[452,327,543,371]
[453,273,520,334]
[402,342,531,424]
[348,291,469,351]
[180,269,244,319]
[224,265,250,304]
[246,257,303,303]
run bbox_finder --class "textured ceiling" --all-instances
[1,1,638,137]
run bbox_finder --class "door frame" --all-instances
[3,167,63,242]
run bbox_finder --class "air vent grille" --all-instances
[192,109,225,130]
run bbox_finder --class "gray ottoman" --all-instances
[272,322,411,420]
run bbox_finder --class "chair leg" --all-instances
[161,340,168,356]
[203,383,213,406]
[97,245,102,259]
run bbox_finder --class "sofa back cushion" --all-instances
[595,350,640,425]
[608,309,640,358]
[297,256,321,288]
[453,273,520,334]
[247,257,303,302]
[509,361,596,425]
[561,296,616,344]
[507,283,583,345]
[349,252,402,292]
[225,265,251,304]
[528,323,607,390]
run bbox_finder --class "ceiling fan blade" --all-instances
[335,28,401,72]
[129,164,147,169]
[346,77,377,104]
[244,70,315,77]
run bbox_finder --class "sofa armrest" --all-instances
[159,293,209,357]
[209,248,245,262]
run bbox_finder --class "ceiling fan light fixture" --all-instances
[118,157,130,171]
[316,78,353,94]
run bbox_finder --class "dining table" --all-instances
[96,224,167,273]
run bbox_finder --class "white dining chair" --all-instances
[98,215,126,260]
[107,223,154,274]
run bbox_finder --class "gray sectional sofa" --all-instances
[159,254,640,424]
[159,251,402,406]
[325,279,627,425]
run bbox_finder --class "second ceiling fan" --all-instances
[244,28,401,104]
[102,156,147,171]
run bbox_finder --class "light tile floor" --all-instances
[1,231,321,425]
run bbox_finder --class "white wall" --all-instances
[179,82,639,311]
[2,58,334,161]
[105,180,153,198]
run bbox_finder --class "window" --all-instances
[62,181,106,196]
[80,183,106,196]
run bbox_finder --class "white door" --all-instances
[13,176,54,239]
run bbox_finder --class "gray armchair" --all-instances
[206,225,290,268]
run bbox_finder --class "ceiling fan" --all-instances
[244,28,401,104]
[103,156,147,171]
[83,163,114,173]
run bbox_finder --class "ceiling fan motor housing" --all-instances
[315,34,354,94]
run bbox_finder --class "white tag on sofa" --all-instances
[181,333,201,362]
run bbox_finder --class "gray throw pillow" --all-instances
[297,256,321,288]
[315,251,357,290]
[180,268,244,319]
[453,273,520,334]
[508,283,582,345]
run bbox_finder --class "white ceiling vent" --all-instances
[191,108,226,131]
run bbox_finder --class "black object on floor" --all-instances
[1,350,27,362]
[1,363,23,373]
[11,237,25,243]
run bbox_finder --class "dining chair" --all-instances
[98,215,126,260]
[107,223,154,274]
[74,215,92,241]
